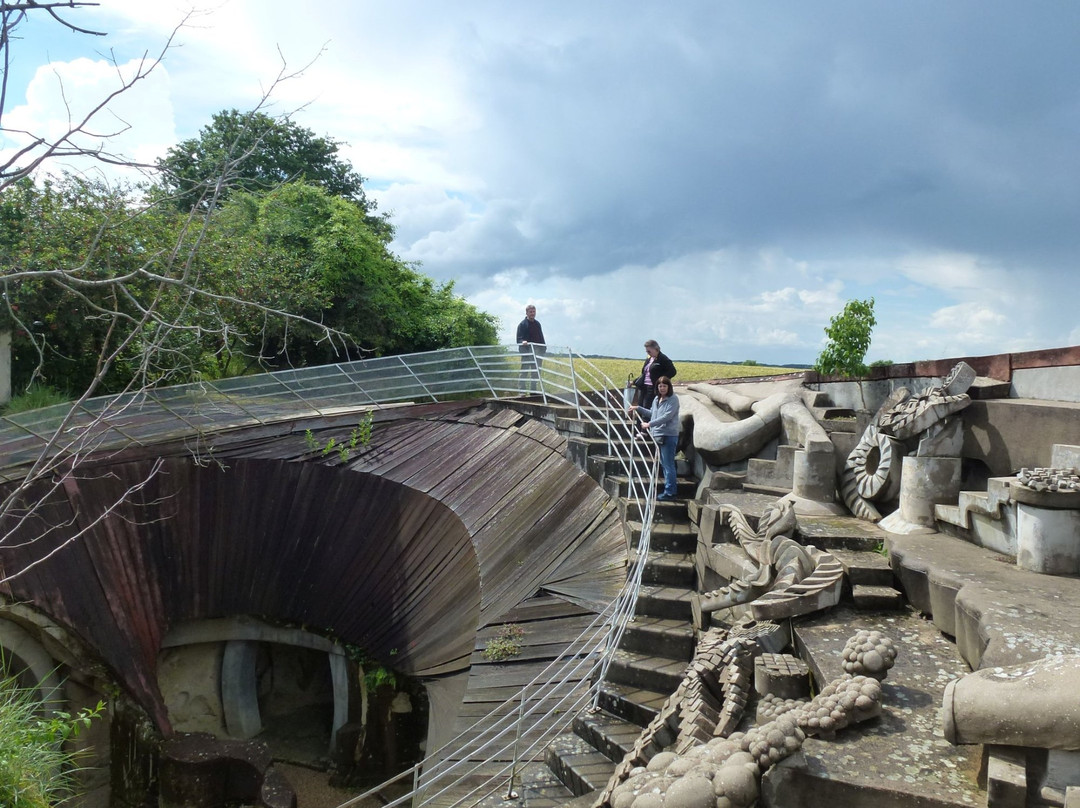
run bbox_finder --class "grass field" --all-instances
[577,357,798,385]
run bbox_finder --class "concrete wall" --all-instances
[1011,365,1080,403]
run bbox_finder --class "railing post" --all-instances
[504,685,528,800]
[467,346,498,399]
[566,350,581,419]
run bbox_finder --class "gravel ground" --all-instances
[275,763,407,808]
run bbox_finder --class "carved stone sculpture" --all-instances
[842,361,976,525]
[692,500,842,626]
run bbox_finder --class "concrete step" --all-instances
[741,482,793,497]
[618,616,695,659]
[696,541,760,593]
[587,453,658,484]
[596,682,668,727]
[633,550,695,588]
[770,605,984,808]
[626,521,697,554]
[817,414,858,431]
[544,733,614,797]
[795,513,889,552]
[829,547,895,587]
[702,489,784,525]
[746,444,799,489]
[605,475,697,501]
[620,497,690,526]
[519,761,576,808]
[572,710,641,764]
[850,584,906,610]
[634,583,694,621]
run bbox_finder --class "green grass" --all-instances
[1,384,71,416]
[579,357,796,386]
[0,672,103,808]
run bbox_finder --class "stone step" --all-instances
[828,547,895,587]
[634,583,694,621]
[620,497,690,526]
[795,514,889,552]
[817,414,858,431]
[626,521,697,554]
[703,489,784,523]
[850,584,906,611]
[606,475,697,500]
[746,444,799,489]
[696,541,759,593]
[741,482,793,497]
[544,733,614,797]
[633,550,695,588]
[618,616,696,660]
[587,453,658,484]
[770,605,984,808]
[596,682,668,727]
[572,711,642,764]
[519,761,576,808]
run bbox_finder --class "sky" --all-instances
[3,0,1079,365]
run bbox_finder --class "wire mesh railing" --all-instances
[0,343,661,806]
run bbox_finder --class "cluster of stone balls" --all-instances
[841,629,897,679]
[605,675,884,808]
[1017,467,1080,493]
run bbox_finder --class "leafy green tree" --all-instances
[814,297,877,377]
[157,109,389,234]
[201,181,497,365]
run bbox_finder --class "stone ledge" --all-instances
[887,531,1080,670]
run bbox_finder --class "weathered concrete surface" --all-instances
[962,398,1080,475]
[943,654,1080,750]
[762,606,983,808]
[888,531,1080,671]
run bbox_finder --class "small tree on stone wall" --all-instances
[814,298,877,377]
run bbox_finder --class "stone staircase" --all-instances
[492,394,983,808]
[538,404,700,803]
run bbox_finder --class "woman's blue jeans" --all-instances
[658,434,678,497]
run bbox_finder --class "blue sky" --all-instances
[4,0,1079,365]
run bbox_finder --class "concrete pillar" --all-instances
[221,640,261,739]
[0,329,10,406]
[792,447,836,503]
[898,455,961,527]
[329,650,349,754]
[1017,503,1080,575]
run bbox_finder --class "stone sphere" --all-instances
[664,775,715,808]
[714,763,759,806]
[648,752,678,772]
[632,793,663,808]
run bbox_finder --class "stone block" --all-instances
[1017,503,1080,575]
[986,746,1027,808]
[899,455,962,527]
[754,653,811,699]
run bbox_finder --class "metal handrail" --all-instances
[0,344,661,806]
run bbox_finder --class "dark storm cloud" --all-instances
[415,0,1080,284]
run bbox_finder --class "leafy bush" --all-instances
[2,384,69,415]
[0,673,103,807]
[814,298,877,377]
[482,624,525,662]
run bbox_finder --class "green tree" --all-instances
[201,181,497,365]
[814,297,877,377]
[157,109,389,235]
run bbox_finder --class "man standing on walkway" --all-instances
[516,304,547,393]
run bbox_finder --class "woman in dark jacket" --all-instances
[635,339,676,409]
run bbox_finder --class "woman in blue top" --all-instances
[628,375,680,501]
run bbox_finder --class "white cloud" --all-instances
[1,56,176,183]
